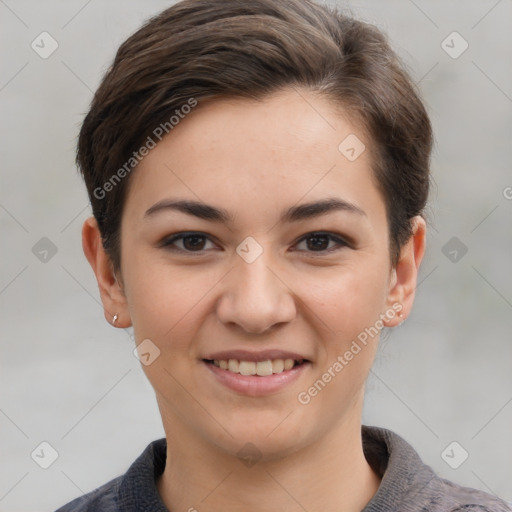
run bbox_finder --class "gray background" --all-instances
[1,0,511,510]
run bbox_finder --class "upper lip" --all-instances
[203,349,310,362]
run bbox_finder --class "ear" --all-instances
[82,216,132,328]
[383,216,426,327]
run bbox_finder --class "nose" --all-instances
[216,252,296,335]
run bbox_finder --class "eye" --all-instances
[293,232,349,254]
[160,231,350,255]
[160,232,217,253]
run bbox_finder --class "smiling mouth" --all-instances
[203,358,308,376]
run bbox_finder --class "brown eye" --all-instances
[161,232,216,253]
[181,234,207,251]
[295,232,348,253]
[306,234,330,251]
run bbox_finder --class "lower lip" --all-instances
[203,360,310,396]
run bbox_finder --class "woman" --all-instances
[56,0,512,510]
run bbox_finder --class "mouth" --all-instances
[201,351,312,396]
[201,350,312,397]
[203,358,309,376]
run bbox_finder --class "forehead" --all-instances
[124,88,385,226]
[157,89,368,168]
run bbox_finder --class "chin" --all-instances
[208,416,312,461]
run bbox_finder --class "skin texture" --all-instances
[82,87,426,512]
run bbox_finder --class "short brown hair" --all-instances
[77,0,432,271]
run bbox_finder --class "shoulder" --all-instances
[362,426,512,512]
[439,477,512,512]
[54,476,121,511]
[54,438,168,512]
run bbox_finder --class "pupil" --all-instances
[184,235,205,250]
[308,235,328,251]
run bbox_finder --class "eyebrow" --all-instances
[144,197,366,224]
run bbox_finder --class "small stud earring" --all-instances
[112,314,118,325]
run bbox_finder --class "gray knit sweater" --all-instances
[55,426,512,511]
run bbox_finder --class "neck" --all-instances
[156,413,381,512]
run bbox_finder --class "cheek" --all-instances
[300,260,390,342]
[125,257,390,346]
[124,257,222,346]
[296,267,386,410]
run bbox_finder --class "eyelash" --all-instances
[160,231,350,256]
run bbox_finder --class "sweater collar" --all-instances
[361,425,440,511]
[118,425,437,511]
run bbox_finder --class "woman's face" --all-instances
[105,88,422,458]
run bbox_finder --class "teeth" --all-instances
[284,358,295,370]
[256,360,273,376]
[273,359,284,373]
[209,358,303,375]
[239,361,256,375]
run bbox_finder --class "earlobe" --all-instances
[383,216,426,327]
[82,217,132,328]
